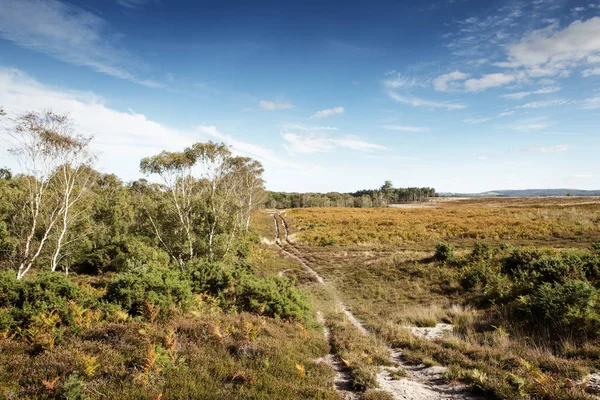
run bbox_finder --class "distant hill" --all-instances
[440,189,600,197]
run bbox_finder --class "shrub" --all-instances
[435,242,455,262]
[470,242,498,261]
[0,272,89,330]
[518,280,600,333]
[104,267,193,319]
[231,274,311,323]
[75,236,171,274]
[185,260,232,297]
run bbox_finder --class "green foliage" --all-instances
[232,274,311,322]
[104,267,193,319]
[0,271,89,330]
[435,242,455,262]
[458,245,600,337]
[185,260,232,297]
[518,280,600,331]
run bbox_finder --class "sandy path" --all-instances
[273,212,482,400]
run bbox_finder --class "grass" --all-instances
[254,198,600,399]
[285,197,600,249]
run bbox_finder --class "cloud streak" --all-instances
[386,91,466,110]
[382,125,430,132]
[281,127,386,154]
[312,106,344,118]
[0,0,162,87]
[258,100,294,110]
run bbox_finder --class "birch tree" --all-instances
[140,150,197,268]
[8,111,94,279]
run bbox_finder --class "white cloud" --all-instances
[464,73,515,92]
[522,144,569,153]
[312,106,344,118]
[505,18,600,76]
[520,99,568,108]
[508,117,553,131]
[583,67,600,77]
[197,126,297,168]
[387,91,466,110]
[258,100,293,110]
[383,73,422,89]
[432,70,470,92]
[0,0,161,87]
[582,97,600,109]
[501,86,561,100]
[0,68,293,179]
[281,131,386,154]
[382,125,430,132]
[463,117,492,125]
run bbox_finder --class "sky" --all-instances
[0,0,599,193]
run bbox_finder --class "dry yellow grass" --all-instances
[286,197,600,248]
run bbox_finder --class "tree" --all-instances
[140,141,261,264]
[140,149,197,267]
[8,111,95,279]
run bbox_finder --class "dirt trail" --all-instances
[272,212,482,400]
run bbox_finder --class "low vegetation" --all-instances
[277,201,600,399]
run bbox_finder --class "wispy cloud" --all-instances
[522,144,569,153]
[501,86,561,100]
[382,125,431,132]
[116,0,156,9]
[0,67,303,177]
[0,0,162,87]
[281,127,386,154]
[197,126,298,168]
[582,97,600,109]
[432,70,470,92]
[520,99,569,108]
[312,106,344,118]
[258,100,294,110]
[386,91,466,110]
[382,72,424,89]
[0,68,189,178]
[463,117,492,125]
[583,67,600,77]
[464,73,515,92]
[508,117,553,131]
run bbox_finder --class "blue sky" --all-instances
[0,0,599,193]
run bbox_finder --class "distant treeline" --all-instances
[266,182,436,209]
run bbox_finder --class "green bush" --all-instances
[104,266,193,319]
[185,260,232,296]
[435,242,455,262]
[0,272,89,329]
[75,235,170,274]
[232,274,311,323]
[518,280,600,333]
[470,242,498,261]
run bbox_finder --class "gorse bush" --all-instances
[435,242,455,262]
[518,280,600,332]
[104,262,311,323]
[185,260,233,297]
[0,272,91,331]
[104,267,193,319]
[457,245,600,337]
[231,273,311,323]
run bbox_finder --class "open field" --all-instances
[285,197,600,249]
[252,198,600,399]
